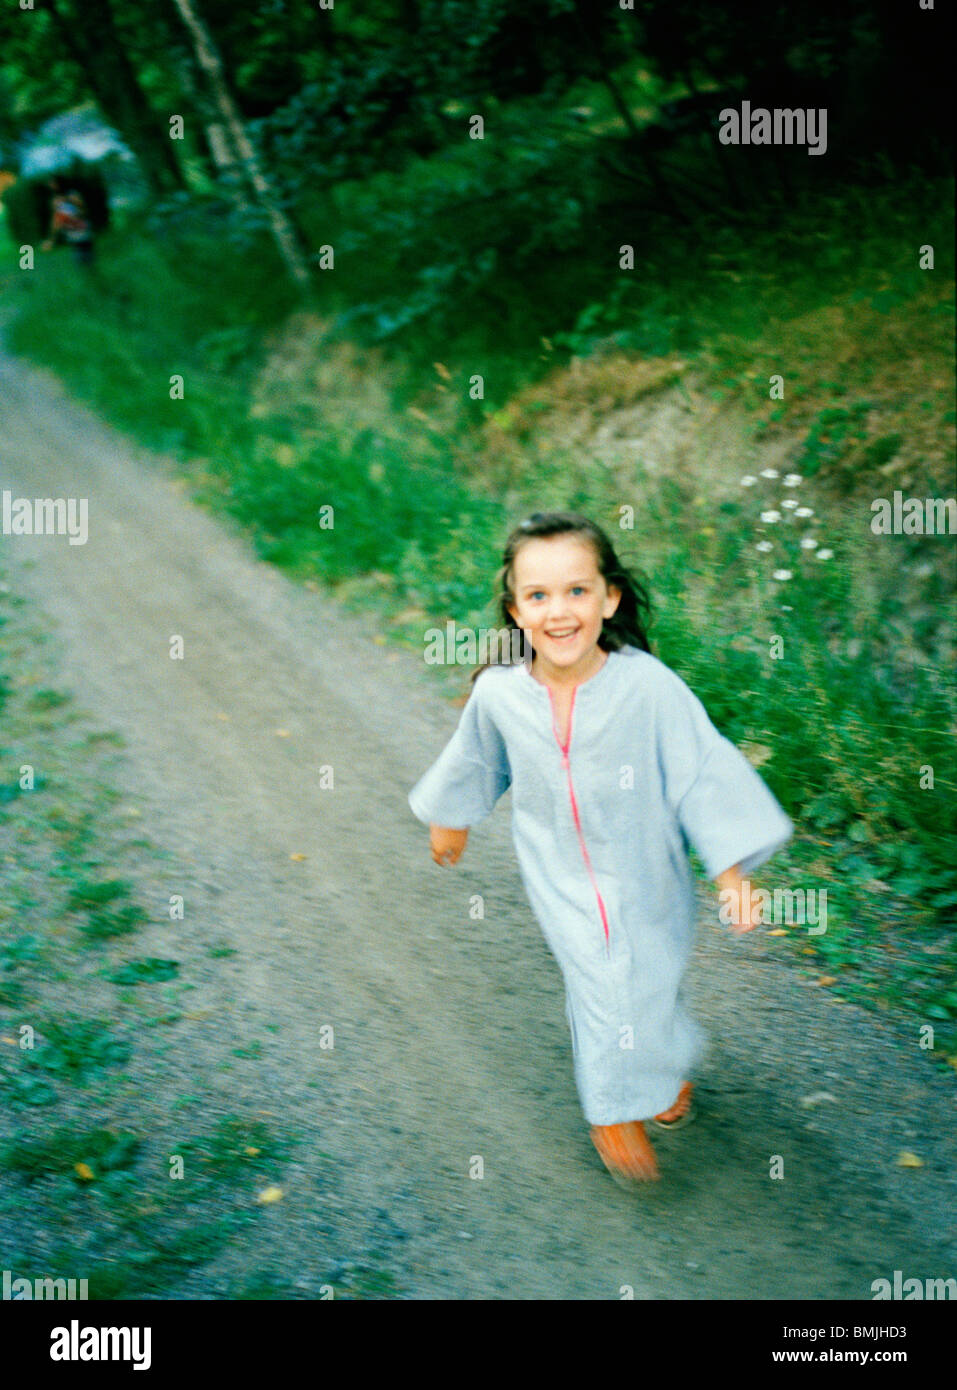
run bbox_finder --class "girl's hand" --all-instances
[430,824,468,866]
[714,863,762,934]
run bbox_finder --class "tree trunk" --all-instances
[170,0,312,288]
[40,0,186,195]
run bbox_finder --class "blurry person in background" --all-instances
[42,176,95,266]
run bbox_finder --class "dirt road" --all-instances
[1,344,954,1299]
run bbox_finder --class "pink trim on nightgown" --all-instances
[548,685,611,954]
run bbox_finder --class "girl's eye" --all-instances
[530,592,545,601]
[571,586,585,595]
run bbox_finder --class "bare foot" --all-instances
[590,1120,659,1183]
[652,1081,695,1128]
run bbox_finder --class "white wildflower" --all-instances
[760,468,780,479]
[783,473,803,486]
[800,537,819,549]
[816,549,834,560]
[794,506,814,518]
[740,475,757,486]
[781,498,799,509]
[772,569,793,581]
[755,540,773,552]
[760,510,781,523]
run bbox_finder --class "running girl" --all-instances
[409,512,793,1183]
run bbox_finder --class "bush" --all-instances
[2,161,109,246]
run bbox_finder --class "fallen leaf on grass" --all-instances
[817,976,838,986]
[896,1152,924,1168]
[289,853,307,862]
[74,1163,95,1181]
[767,928,788,937]
[256,1185,284,1204]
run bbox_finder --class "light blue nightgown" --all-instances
[408,646,794,1125]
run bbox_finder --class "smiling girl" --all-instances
[408,512,793,1184]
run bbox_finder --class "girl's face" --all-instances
[507,535,621,681]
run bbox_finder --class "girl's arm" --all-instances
[409,674,510,861]
[654,663,793,882]
[714,862,761,935]
[430,824,468,866]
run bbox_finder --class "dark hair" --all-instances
[471,511,654,683]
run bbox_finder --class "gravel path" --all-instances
[1,344,954,1299]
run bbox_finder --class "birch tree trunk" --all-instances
[170,0,311,288]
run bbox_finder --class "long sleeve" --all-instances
[408,675,512,827]
[654,664,793,879]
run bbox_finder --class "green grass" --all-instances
[22,1016,131,1085]
[7,1217,244,1300]
[0,935,44,1006]
[178,1116,288,1181]
[63,875,151,940]
[106,957,180,986]
[1,1124,142,1181]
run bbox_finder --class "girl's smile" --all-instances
[507,535,621,685]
